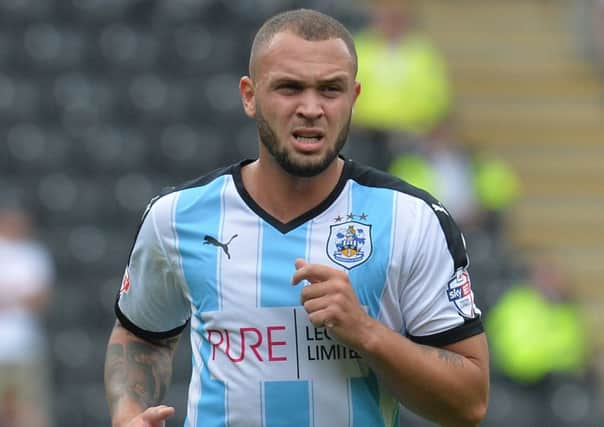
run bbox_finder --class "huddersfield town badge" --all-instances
[327,221,372,269]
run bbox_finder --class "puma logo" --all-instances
[203,234,238,259]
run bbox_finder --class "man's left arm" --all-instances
[359,318,488,427]
[293,259,489,427]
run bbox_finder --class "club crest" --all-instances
[326,221,372,269]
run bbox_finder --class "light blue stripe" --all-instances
[348,184,393,426]
[264,381,310,427]
[194,315,226,427]
[349,183,394,318]
[175,178,227,427]
[175,177,225,312]
[350,374,384,427]
[260,223,309,307]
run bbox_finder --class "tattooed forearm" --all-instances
[104,325,179,416]
[420,345,465,368]
[104,343,127,414]
[436,348,465,368]
[125,340,171,407]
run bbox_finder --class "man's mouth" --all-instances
[294,135,322,143]
[292,129,325,144]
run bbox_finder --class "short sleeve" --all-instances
[401,201,482,347]
[116,192,191,340]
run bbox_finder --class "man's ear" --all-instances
[352,80,361,104]
[240,76,256,118]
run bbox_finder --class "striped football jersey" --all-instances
[116,158,483,427]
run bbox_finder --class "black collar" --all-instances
[231,157,352,234]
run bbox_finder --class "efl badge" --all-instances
[327,221,372,269]
[447,268,475,318]
[119,268,131,295]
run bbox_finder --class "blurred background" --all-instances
[0,0,603,426]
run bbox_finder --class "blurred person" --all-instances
[486,256,590,385]
[0,203,54,427]
[485,256,596,424]
[388,117,520,233]
[353,0,451,135]
[104,9,488,427]
[345,0,452,170]
[388,119,480,232]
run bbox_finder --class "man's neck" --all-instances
[241,156,345,224]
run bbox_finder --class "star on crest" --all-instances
[333,215,343,223]
[359,212,368,221]
[347,213,355,220]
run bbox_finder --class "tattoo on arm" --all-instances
[420,345,465,368]
[436,348,465,368]
[104,326,179,415]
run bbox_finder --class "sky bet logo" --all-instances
[447,283,470,301]
[447,269,471,301]
[446,268,476,318]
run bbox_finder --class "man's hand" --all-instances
[292,258,375,349]
[119,405,174,427]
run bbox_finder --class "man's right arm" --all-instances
[104,321,180,427]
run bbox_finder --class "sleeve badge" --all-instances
[119,268,131,295]
[446,267,476,318]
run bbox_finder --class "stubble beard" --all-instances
[255,107,351,178]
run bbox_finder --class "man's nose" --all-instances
[296,91,324,120]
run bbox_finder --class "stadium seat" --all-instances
[0,0,52,20]
[99,25,159,70]
[0,76,40,119]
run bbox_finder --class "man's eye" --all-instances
[321,86,342,96]
[277,84,301,94]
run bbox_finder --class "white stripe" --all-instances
[309,381,315,427]
[260,382,265,427]
[304,354,359,426]
[305,219,313,262]
[216,177,264,425]
[217,177,230,311]
[256,217,263,308]
[377,192,404,332]
[224,381,229,427]
[347,378,352,427]
[188,315,203,427]
[169,192,191,302]
[220,176,261,310]
[306,181,352,267]
[346,181,352,219]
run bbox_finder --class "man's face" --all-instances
[240,31,360,177]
